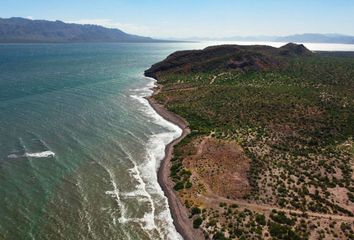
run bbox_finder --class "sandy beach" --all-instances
[146,85,204,240]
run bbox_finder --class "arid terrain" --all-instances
[146,44,354,240]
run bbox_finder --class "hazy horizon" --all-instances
[1,0,354,38]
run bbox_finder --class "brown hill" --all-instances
[145,43,312,78]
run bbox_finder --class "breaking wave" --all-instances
[127,76,183,240]
[24,151,56,158]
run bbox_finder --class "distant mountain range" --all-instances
[177,33,354,45]
[1,17,353,45]
[275,34,354,44]
[0,17,167,43]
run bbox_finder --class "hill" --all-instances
[0,17,165,43]
[146,44,354,240]
[145,43,312,78]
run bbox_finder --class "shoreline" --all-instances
[145,83,204,240]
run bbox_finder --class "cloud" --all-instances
[67,19,152,36]
[26,16,34,20]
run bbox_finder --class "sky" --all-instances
[1,0,354,38]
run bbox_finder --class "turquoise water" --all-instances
[0,43,208,240]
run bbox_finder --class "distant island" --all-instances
[0,17,168,43]
[146,43,354,240]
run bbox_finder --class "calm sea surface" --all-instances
[0,42,353,240]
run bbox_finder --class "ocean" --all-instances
[0,42,353,240]
[0,43,190,240]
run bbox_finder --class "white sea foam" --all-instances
[9,136,56,159]
[24,151,56,158]
[128,76,183,240]
[8,150,56,158]
[104,168,128,224]
[7,153,19,159]
[117,143,164,239]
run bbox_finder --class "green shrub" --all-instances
[231,203,239,208]
[347,192,354,202]
[191,207,201,216]
[270,212,295,226]
[193,217,203,228]
[173,181,185,191]
[255,213,266,226]
[185,181,193,188]
[269,222,301,240]
[213,231,226,240]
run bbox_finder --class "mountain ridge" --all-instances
[172,33,354,44]
[0,17,168,43]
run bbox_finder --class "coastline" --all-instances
[145,84,204,240]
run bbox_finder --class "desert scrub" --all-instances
[193,217,203,229]
[152,50,354,239]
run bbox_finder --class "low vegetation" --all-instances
[147,45,354,239]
